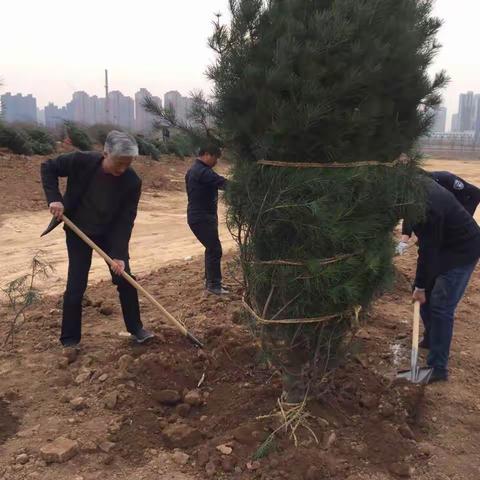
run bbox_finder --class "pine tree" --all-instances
[206,0,446,400]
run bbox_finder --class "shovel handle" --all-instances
[411,301,421,380]
[62,215,203,348]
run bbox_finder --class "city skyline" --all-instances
[6,87,480,136]
[1,0,479,132]
[1,87,194,133]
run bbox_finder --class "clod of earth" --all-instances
[40,437,79,464]
[162,423,203,448]
[153,390,182,406]
[184,390,203,406]
[70,397,88,411]
[15,454,29,465]
[104,391,119,410]
[216,444,233,455]
[118,354,134,371]
[98,441,116,453]
[75,371,92,385]
[172,451,190,466]
[246,461,261,471]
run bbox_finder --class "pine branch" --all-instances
[142,93,222,146]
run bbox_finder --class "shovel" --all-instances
[61,215,204,349]
[397,301,433,384]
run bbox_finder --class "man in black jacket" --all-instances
[397,170,480,254]
[411,178,480,383]
[41,130,154,348]
[185,145,228,295]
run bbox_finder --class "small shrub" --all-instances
[0,123,33,155]
[65,122,93,151]
[135,135,160,160]
[25,127,56,155]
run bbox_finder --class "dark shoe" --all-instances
[207,286,229,295]
[428,369,448,384]
[132,328,155,344]
[419,338,430,350]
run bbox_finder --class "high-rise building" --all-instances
[164,90,194,123]
[45,102,70,129]
[69,91,95,125]
[164,90,183,117]
[451,113,460,133]
[474,94,480,135]
[431,106,447,133]
[37,108,46,125]
[92,96,107,124]
[108,91,134,130]
[0,92,37,123]
[135,88,162,133]
[458,91,475,132]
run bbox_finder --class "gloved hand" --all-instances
[395,241,409,256]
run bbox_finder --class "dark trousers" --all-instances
[189,221,223,288]
[61,230,142,346]
[420,260,477,373]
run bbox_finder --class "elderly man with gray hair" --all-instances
[41,130,154,349]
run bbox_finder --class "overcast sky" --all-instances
[1,0,477,129]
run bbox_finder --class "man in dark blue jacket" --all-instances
[411,178,480,383]
[185,145,228,295]
[41,131,154,349]
[397,170,480,254]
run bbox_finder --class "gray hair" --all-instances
[104,130,139,156]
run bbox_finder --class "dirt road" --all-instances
[0,192,235,294]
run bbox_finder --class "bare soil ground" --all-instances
[0,157,480,480]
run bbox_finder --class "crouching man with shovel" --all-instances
[409,176,480,384]
[40,130,154,349]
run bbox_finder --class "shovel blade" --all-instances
[397,367,433,385]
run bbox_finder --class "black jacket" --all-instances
[185,159,227,224]
[40,151,141,259]
[403,171,480,236]
[413,178,480,290]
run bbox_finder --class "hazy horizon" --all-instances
[2,0,479,129]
